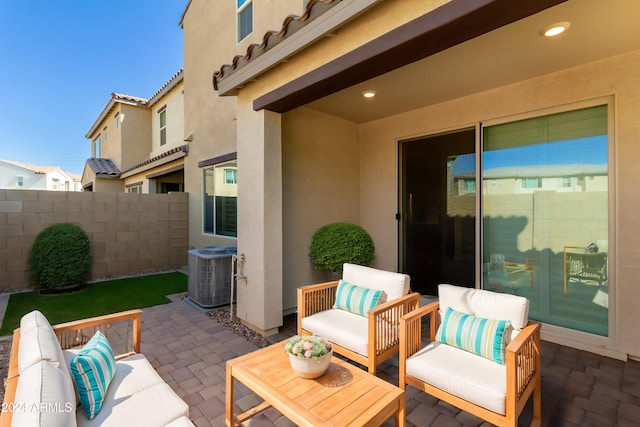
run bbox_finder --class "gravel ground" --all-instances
[0,339,10,404]
[208,306,270,348]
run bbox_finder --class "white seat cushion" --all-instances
[301,309,368,356]
[343,263,410,301]
[76,383,189,427]
[406,342,506,415]
[166,416,196,426]
[63,352,166,399]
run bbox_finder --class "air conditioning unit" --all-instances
[188,246,237,308]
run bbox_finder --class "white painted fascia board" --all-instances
[120,150,186,179]
[216,0,384,96]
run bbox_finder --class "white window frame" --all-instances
[237,0,253,42]
[159,109,167,146]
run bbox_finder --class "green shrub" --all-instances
[308,222,375,273]
[28,223,92,289]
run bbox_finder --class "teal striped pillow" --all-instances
[69,331,116,420]
[333,279,385,316]
[436,308,510,365]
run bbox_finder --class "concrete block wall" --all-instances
[0,189,189,290]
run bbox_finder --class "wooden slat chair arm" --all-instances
[369,292,420,356]
[506,322,541,417]
[52,309,142,354]
[297,281,339,334]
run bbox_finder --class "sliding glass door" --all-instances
[481,104,610,336]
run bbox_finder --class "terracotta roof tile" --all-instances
[213,0,340,89]
[87,158,121,177]
[120,145,189,174]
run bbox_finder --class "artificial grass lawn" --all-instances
[0,272,187,336]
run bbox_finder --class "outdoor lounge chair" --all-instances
[399,284,541,427]
[298,263,420,374]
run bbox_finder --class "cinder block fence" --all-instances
[0,189,188,289]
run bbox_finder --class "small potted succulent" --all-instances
[284,335,333,379]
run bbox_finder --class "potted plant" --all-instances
[28,223,92,293]
[284,335,333,379]
[308,222,375,275]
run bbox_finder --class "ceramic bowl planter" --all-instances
[288,348,333,379]
[284,335,333,379]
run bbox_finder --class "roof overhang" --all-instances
[251,0,567,114]
[120,145,189,179]
[214,0,384,96]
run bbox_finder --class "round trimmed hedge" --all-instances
[28,223,92,289]
[308,222,375,273]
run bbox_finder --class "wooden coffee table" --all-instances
[226,339,405,426]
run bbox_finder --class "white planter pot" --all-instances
[288,349,333,379]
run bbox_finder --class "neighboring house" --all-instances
[180,0,640,361]
[0,159,81,191]
[82,69,186,194]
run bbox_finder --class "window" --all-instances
[128,186,141,194]
[522,178,541,189]
[52,178,60,190]
[103,127,108,141]
[482,103,609,337]
[159,110,167,146]
[115,113,121,129]
[237,0,253,41]
[17,176,23,187]
[94,136,100,158]
[225,169,237,184]
[204,160,237,237]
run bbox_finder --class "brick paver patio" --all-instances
[141,295,640,427]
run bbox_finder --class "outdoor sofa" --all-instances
[0,309,193,427]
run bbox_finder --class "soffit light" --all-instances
[542,22,570,37]
[362,90,376,99]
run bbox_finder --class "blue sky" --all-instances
[0,1,187,175]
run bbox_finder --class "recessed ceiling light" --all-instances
[362,90,376,99]
[542,22,570,37]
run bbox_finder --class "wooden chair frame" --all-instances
[298,280,420,375]
[0,309,142,427]
[399,302,541,427]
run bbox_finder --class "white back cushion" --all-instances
[20,310,54,335]
[18,325,71,380]
[438,284,529,330]
[12,360,77,427]
[342,263,410,302]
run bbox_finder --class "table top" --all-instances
[227,339,404,426]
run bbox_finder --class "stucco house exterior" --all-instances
[0,159,81,191]
[180,0,640,361]
[82,69,186,194]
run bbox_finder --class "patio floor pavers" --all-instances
[141,294,640,427]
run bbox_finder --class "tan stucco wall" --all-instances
[356,49,640,357]
[119,104,151,171]
[281,107,360,312]
[182,0,307,251]
[0,190,188,289]
[150,81,185,158]
[94,178,124,193]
